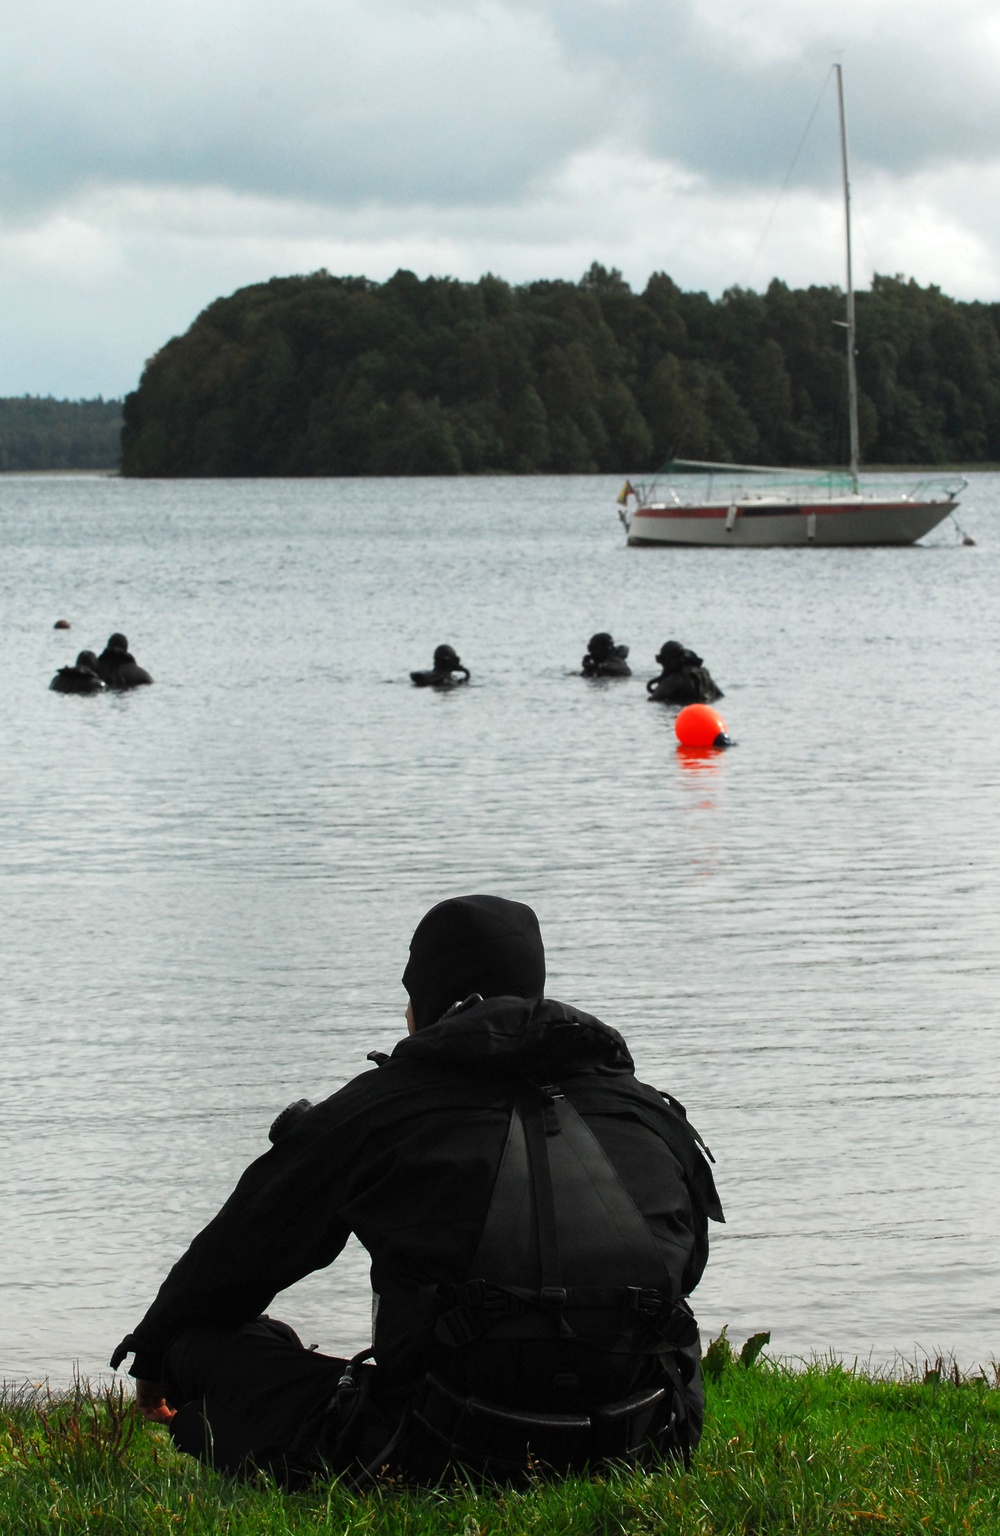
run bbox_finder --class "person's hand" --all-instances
[134,1379,176,1424]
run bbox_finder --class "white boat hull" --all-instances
[626,497,956,548]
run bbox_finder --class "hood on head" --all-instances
[402,894,545,1031]
[656,640,702,669]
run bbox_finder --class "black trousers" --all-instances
[162,1317,404,1484]
[161,1316,701,1486]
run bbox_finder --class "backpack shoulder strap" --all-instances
[470,1094,534,1283]
[546,1089,672,1289]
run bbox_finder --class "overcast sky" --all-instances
[3,0,999,398]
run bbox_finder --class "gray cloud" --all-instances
[3,0,607,214]
[4,0,998,221]
[544,0,1000,186]
[642,46,1000,187]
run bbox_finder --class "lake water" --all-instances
[3,471,999,1388]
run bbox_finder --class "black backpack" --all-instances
[408,1081,702,1477]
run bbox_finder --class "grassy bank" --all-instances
[4,1345,999,1535]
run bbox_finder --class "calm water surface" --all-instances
[2,472,999,1385]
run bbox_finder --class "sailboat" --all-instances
[618,66,967,548]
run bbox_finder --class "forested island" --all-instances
[0,396,123,471]
[120,265,1000,477]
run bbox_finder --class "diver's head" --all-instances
[402,894,545,1031]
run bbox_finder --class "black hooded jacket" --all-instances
[118,997,722,1392]
[96,635,153,689]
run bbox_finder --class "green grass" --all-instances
[4,1344,1000,1535]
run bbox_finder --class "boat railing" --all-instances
[899,475,968,502]
[634,466,968,507]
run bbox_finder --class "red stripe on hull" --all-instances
[634,501,949,521]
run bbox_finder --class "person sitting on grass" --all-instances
[111,894,722,1487]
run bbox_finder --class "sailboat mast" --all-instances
[835,62,861,489]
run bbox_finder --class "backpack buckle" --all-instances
[623,1286,663,1319]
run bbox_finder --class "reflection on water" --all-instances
[2,472,1000,1383]
[675,745,728,774]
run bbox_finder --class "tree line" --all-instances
[120,265,1000,477]
[0,396,123,471]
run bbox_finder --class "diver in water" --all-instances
[96,634,153,689]
[646,642,723,705]
[410,644,470,689]
[50,650,105,695]
[581,632,631,678]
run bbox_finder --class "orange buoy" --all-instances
[675,703,731,749]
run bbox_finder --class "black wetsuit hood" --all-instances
[402,894,546,1033]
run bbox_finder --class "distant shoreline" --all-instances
[5,463,998,478]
